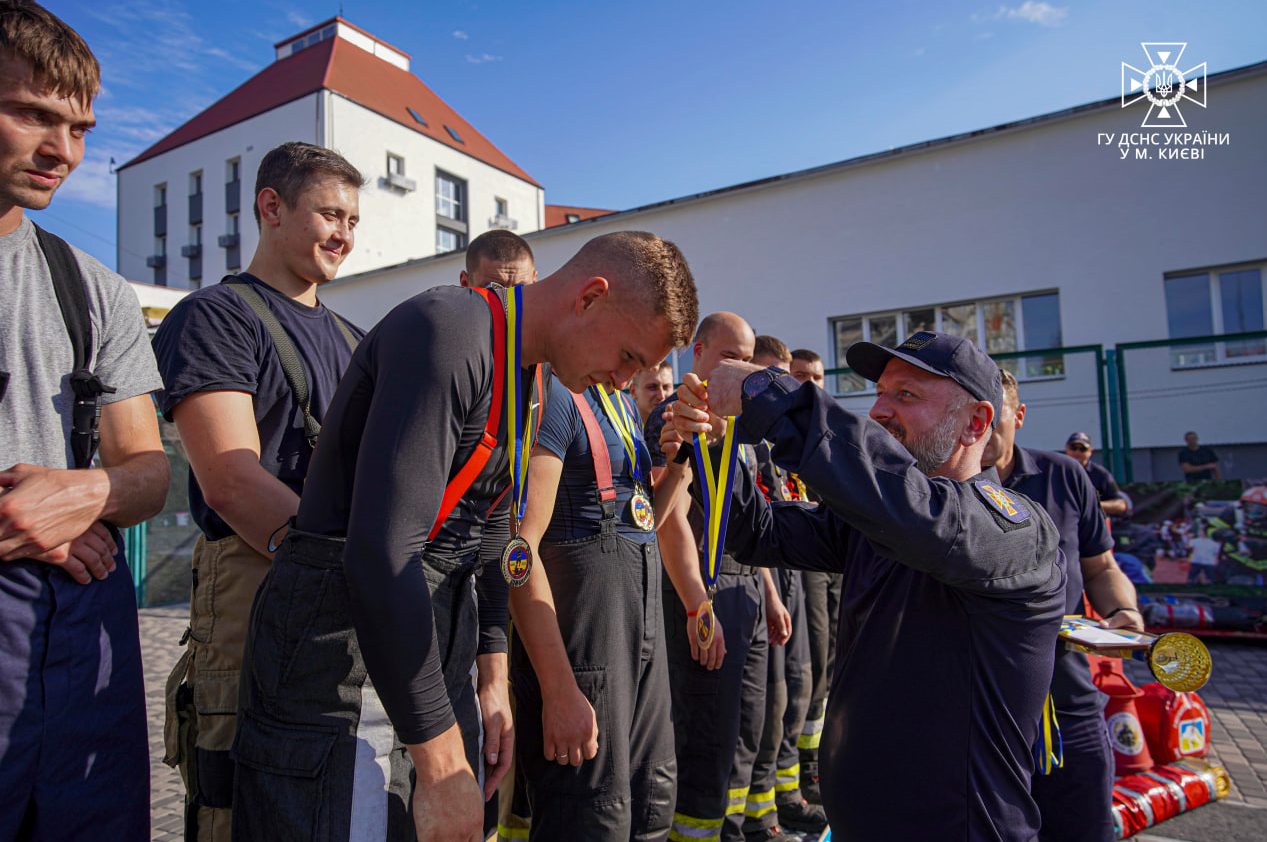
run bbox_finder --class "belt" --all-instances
[276,525,346,570]
[717,557,757,577]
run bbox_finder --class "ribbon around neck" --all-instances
[593,385,645,486]
[692,418,739,589]
[506,284,534,522]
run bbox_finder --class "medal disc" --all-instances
[630,488,655,531]
[695,599,715,650]
[501,537,533,587]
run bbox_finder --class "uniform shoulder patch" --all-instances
[973,480,1031,525]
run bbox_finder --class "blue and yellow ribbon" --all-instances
[506,284,533,520]
[593,385,645,486]
[1034,692,1063,775]
[692,416,739,588]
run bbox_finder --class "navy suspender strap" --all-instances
[224,278,359,450]
[33,224,116,469]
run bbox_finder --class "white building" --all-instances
[322,61,1267,483]
[115,17,543,291]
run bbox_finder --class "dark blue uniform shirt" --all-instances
[535,377,654,543]
[1083,460,1123,505]
[1002,447,1115,715]
[711,373,1067,842]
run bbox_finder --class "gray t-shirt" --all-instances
[0,217,163,470]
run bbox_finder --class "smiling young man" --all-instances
[0,3,169,839]
[234,231,696,842]
[152,142,366,842]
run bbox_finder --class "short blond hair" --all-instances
[565,231,698,348]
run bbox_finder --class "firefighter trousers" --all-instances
[163,533,270,842]
[665,571,767,842]
[511,532,676,841]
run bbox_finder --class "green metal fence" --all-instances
[1113,329,1267,482]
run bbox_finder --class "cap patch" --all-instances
[974,480,1031,524]
[899,331,936,351]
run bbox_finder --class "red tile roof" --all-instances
[544,204,616,228]
[119,29,539,187]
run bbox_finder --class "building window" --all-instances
[185,224,203,286]
[407,107,428,127]
[495,197,508,218]
[153,183,167,237]
[149,235,167,286]
[1165,264,1266,367]
[224,213,241,271]
[384,153,415,192]
[445,126,464,144]
[830,292,1064,394]
[436,171,466,221]
[189,171,203,225]
[566,213,580,224]
[225,158,241,215]
[436,227,466,254]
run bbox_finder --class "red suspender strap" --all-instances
[570,390,617,503]
[427,288,506,541]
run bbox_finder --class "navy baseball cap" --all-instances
[845,331,1004,426]
[1066,431,1093,448]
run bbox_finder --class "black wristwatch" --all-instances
[742,367,779,403]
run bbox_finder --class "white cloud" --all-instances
[58,151,124,209]
[997,2,1068,27]
[453,30,469,40]
[286,10,313,28]
[466,53,502,64]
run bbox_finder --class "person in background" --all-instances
[985,369,1142,842]
[1178,431,1221,481]
[631,361,675,427]
[1063,432,1129,517]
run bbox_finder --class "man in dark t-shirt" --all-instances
[1179,431,1221,481]
[234,232,697,842]
[153,143,366,842]
[1064,432,1128,517]
[986,370,1142,842]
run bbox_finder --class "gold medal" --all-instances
[501,536,533,587]
[695,598,716,650]
[630,485,655,531]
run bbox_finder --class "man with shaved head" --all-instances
[644,313,782,842]
[459,229,536,289]
[664,331,1066,841]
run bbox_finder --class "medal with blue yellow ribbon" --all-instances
[690,404,739,649]
[501,284,535,588]
[593,385,655,531]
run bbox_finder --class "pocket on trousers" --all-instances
[531,666,615,797]
[233,711,338,841]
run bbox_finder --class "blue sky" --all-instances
[37,0,1267,272]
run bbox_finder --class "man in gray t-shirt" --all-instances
[0,4,168,840]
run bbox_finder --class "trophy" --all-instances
[1059,617,1212,692]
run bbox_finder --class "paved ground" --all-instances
[139,605,1267,841]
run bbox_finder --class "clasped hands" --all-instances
[659,360,764,459]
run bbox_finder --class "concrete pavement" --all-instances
[138,604,1267,841]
